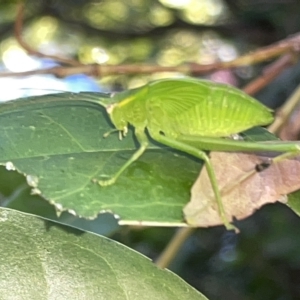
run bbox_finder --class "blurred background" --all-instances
[1,0,300,299]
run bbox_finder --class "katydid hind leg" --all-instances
[232,144,300,186]
[257,147,300,170]
[98,128,149,186]
[149,130,237,231]
[177,134,300,186]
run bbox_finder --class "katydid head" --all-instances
[106,103,128,139]
[104,84,148,140]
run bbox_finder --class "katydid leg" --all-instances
[177,133,300,180]
[261,149,300,165]
[237,147,300,189]
[176,134,300,154]
[149,130,237,231]
[98,128,149,186]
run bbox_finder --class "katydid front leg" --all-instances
[98,128,148,186]
[149,130,237,232]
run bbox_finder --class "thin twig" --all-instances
[7,5,300,80]
[155,227,195,269]
[222,33,300,68]
[14,2,82,67]
[243,54,295,95]
[0,65,99,78]
[268,83,300,134]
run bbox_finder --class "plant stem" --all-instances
[155,227,195,269]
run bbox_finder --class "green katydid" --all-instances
[92,78,300,231]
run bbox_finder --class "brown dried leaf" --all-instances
[184,152,300,227]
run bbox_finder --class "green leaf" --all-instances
[0,207,206,299]
[0,165,119,236]
[286,190,300,215]
[240,127,280,142]
[0,93,201,225]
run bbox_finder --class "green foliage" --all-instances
[0,91,298,299]
[287,190,300,215]
[0,92,201,224]
[0,207,206,299]
[0,1,300,299]
[0,92,299,225]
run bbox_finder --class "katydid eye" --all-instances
[106,104,115,114]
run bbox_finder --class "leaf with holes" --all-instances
[0,92,200,225]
